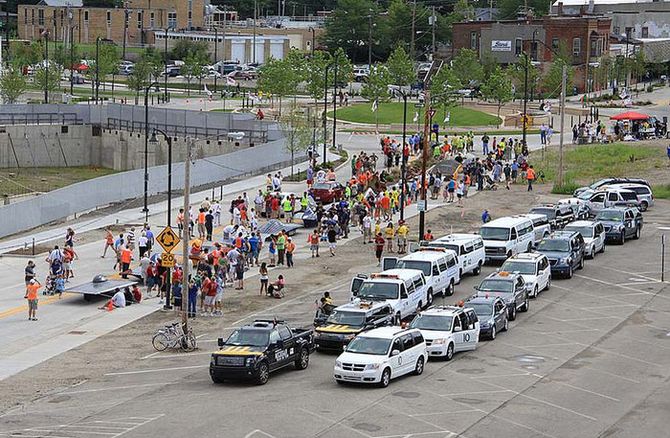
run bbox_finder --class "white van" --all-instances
[351,270,428,323]
[383,248,459,298]
[480,216,535,262]
[518,213,551,245]
[422,234,486,278]
[608,183,654,211]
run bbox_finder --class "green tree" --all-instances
[258,57,294,115]
[481,66,513,122]
[323,0,379,62]
[509,53,540,100]
[182,53,207,96]
[281,104,312,176]
[171,40,209,61]
[385,46,416,86]
[142,47,165,83]
[0,67,28,103]
[11,41,42,69]
[361,64,391,132]
[542,43,574,97]
[34,64,63,102]
[430,66,460,109]
[451,48,484,88]
[304,50,331,101]
[127,60,151,104]
[329,47,353,87]
[443,0,475,42]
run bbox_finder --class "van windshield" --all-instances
[345,337,391,355]
[478,279,513,293]
[596,210,624,222]
[501,261,536,275]
[537,239,570,252]
[410,314,453,331]
[326,311,366,326]
[466,303,493,318]
[396,260,431,276]
[480,227,510,241]
[357,282,400,300]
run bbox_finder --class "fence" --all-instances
[0,137,290,238]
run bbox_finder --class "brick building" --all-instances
[18,0,207,48]
[452,14,611,92]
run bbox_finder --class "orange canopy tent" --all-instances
[610,111,650,121]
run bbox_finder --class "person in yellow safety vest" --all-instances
[344,185,351,199]
[282,197,293,223]
[300,192,309,211]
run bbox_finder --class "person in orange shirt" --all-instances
[526,165,536,192]
[102,228,114,258]
[380,193,391,220]
[24,279,41,321]
[120,245,132,278]
[197,208,206,240]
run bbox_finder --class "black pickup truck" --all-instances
[210,319,315,385]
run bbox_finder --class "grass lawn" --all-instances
[341,128,540,135]
[534,142,669,197]
[330,102,502,126]
[0,167,117,197]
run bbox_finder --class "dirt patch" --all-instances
[0,182,556,413]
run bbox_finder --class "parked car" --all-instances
[573,178,650,196]
[535,231,586,279]
[595,207,643,244]
[474,271,529,321]
[577,188,642,215]
[409,306,480,360]
[420,233,486,278]
[564,220,606,258]
[528,204,574,229]
[464,296,508,340]
[608,183,654,211]
[314,300,393,352]
[480,216,535,262]
[501,252,551,298]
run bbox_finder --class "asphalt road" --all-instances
[1,200,669,438]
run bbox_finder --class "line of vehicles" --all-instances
[209,180,650,387]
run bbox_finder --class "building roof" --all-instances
[38,0,83,6]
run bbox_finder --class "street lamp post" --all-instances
[400,91,408,221]
[69,24,79,96]
[213,27,218,93]
[323,63,330,165]
[521,30,538,146]
[149,128,173,310]
[95,36,101,103]
[43,30,49,104]
[164,28,168,103]
[144,81,160,222]
[309,27,315,57]
[332,59,338,155]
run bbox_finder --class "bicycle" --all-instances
[152,322,197,352]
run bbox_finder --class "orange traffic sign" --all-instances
[156,226,180,253]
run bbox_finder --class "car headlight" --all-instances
[245,357,255,366]
[365,363,381,370]
[617,224,625,231]
[210,356,216,365]
[481,319,493,328]
[432,338,447,344]
[343,334,356,341]
[314,331,323,338]
[335,360,343,368]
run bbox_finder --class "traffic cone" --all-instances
[106,300,114,311]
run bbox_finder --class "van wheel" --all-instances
[527,243,533,253]
[503,318,509,331]
[634,227,640,240]
[620,232,626,245]
[566,266,573,279]
[379,368,391,388]
[640,201,648,212]
[545,276,551,291]
[490,325,497,340]
[445,343,454,361]
[394,313,402,325]
[600,243,605,254]
[521,297,529,312]
[578,257,584,270]
[473,261,482,276]
[509,306,517,321]
[458,269,463,284]
[413,356,425,375]
[446,280,455,296]
[426,290,433,307]
[532,285,539,298]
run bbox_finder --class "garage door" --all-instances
[231,40,246,64]
[270,40,284,60]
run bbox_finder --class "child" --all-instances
[54,274,65,299]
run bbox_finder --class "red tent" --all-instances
[610,111,650,121]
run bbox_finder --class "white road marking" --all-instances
[300,408,373,438]
[145,351,213,359]
[553,381,620,402]
[488,414,560,438]
[439,389,514,397]
[579,365,641,384]
[410,409,481,417]
[243,430,278,438]
[104,365,207,376]
[61,382,178,394]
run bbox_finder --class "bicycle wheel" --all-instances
[182,330,197,352]
[152,332,171,352]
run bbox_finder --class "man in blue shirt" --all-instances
[248,232,260,266]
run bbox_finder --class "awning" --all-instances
[610,111,650,121]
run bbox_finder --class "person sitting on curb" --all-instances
[267,275,285,299]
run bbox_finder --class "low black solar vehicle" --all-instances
[210,320,315,385]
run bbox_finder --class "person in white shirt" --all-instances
[111,289,126,308]
[212,200,222,226]
[362,215,372,243]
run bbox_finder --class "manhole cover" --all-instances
[392,391,420,399]
[68,331,87,335]
[515,354,545,364]
[353,423,381,432]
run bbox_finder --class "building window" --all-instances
[642,27,649,38]
[530,41,538,61]
[137,11,143,29]
[84,10,89,23]
[572,37,581,56]
[168,11,177,29]
[515,38,522,55]
[38,9,44,26]
[470,32,477,49]
[150,11,155,28]
[31,9,34,25]
[24,9,27,24]
[551,37,559,50]
[106,11,111,26]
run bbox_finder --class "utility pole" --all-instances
[368,14,373,70]
[558,64,567,187]
[431,6,436,58]
[410,0,417,60]
[122,5,129,60]
[213,27,218,93]
[332,58,338,152]
[419,86,431,240]
[400,92,408,221]
[164,28,168,103]
[44,30,49,104]
[253,0,257,64]
[181,138,193,331]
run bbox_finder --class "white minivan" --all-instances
[564,220,606,258]
[480,216,535,262]
[382,248,459,298]
[334,327,428,387]
[409,306,480,360]
[351,270,429,323]
[421,233,486,279]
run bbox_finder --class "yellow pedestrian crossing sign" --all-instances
[156,226,180,253]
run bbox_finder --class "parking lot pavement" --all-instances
[2,207,670,438]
